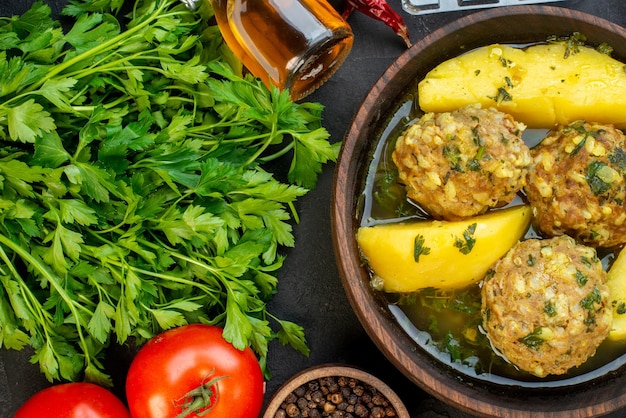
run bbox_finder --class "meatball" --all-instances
[525,121,626,248]
[392,104,532,220]
[481,235,611,378]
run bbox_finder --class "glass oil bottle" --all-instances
[210,0,354,100]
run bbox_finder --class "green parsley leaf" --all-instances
[414,234,431,262]
[519,327,547,350]
[5,99,55,142]
[586,161,615,195]
[276,318,310,357]
[37,77,77,112]
[455,223,477,254]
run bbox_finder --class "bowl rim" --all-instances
[262,363,410,418]
[332,4,626,417]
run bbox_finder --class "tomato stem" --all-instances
[175,371,229,418]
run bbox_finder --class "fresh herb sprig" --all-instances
[0,0,335,385]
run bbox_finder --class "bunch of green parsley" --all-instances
[0,0,338,385]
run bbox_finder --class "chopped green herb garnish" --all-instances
[489,87,513,104]
[597,42,614,56]
[443,144,463,172]
[585,314,598,326]
[544,301,557,317]
[587,161,614,195]
[442,332,463,362]
[569,136,587,156]
[467,144,484,171]
[414,234,431,262]
[471,126,481,145]
[374,170,401,206]
[581,286,602,311]
[450,294,482,316]
[467,159,481,172]
[581,255,594,268]
[581,286,602,326]
[498,56,513,67]
[455,223,477,255]
[565,120,595,135]
[519,328,547,350]
[547,32,587,58]
[609,147,626,171]
[576,270,589,287]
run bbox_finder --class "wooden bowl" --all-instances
[332,5,626,417]
[262,364,410,418]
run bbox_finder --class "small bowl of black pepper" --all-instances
[263,364,409,418]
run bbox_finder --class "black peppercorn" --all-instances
[372,393,386,406]
[285,402,300,418]
[310,409,322,418]
[385,406,397,417]
[360,392,371,404]
[328,382,339,394]
[354,403,368,417]
[329,392,343,405]
[274,374,399,418]
[323,402,336,413]
[298,398,309,409]
[295,385,307,397]
[285,392,298,404]
[311,390,324,404]
[371,406,385,418]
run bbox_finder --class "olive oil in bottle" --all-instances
[211,0,353,100]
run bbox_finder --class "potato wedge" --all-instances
[418,43,626,128]
[356,205,531,292]
[607,247,626,341]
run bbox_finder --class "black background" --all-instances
[1,1,626,417]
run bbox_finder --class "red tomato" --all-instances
[14,382,130,418]
[125,324,264,418]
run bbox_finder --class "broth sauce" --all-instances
[358,91,626,388]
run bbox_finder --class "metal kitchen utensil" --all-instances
[402,0,567,15]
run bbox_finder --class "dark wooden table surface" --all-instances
[1,1,626,417]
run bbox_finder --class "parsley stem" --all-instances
[0,246,55,332]
[80,232,223,306]
[258,141,295,163]
[0,233,97,380]
[244,124,279,166]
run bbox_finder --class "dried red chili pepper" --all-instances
[343,0,411,47]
